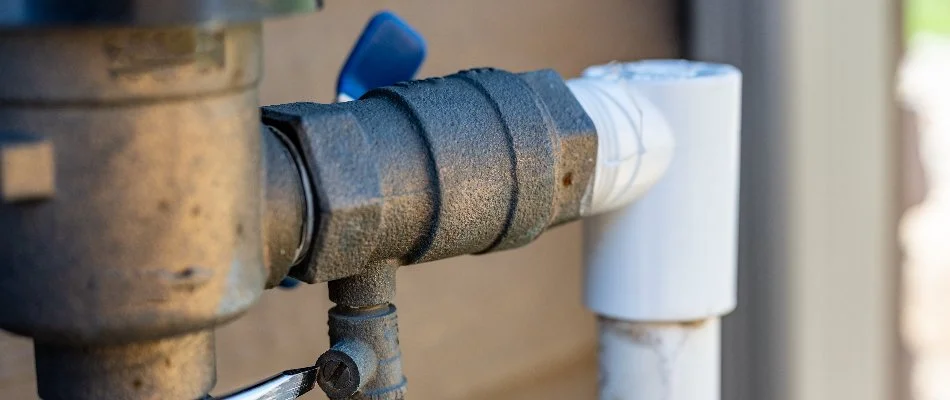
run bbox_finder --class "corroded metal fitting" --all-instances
[263,68,597,283]
[318,305,405,400]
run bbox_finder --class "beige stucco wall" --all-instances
[0,1,678,398]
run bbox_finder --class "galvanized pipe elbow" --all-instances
[260,68,601,400]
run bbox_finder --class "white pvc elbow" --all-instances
[568,75,675,215]
[575,60,742,322]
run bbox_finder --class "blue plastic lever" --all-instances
[335,10,427,101]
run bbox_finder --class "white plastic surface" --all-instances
[599,318,720,400]
[583,60,742,321]
[567,78,675,214]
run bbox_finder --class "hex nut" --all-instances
[0,132,55,202]
[262,104,384,283]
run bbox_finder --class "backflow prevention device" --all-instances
[0,3,741,399]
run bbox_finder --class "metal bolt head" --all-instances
[0,132,55,203]
[315,350,361,398]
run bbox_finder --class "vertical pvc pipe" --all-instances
[599,318,720,400]
[573,60,742,400]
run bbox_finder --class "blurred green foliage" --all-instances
[907,0,950,38]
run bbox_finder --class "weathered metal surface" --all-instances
[316,263,403,399]
[35,330,216,400]
[0,0,317,27]
[0,25,262,103]
[328,263,397,309]
[0,24,265,345]
[262,68,597,284]
[315,340,378,398]
[319,305,406,400]
[516,70,600,225]
[0,24,268,399]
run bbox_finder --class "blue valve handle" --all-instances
[336,10,427,101]
[278,278,301,289]
[280,10,426,289]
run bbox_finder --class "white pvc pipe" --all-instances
[599,318,720,400]
[571,60,742,400]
